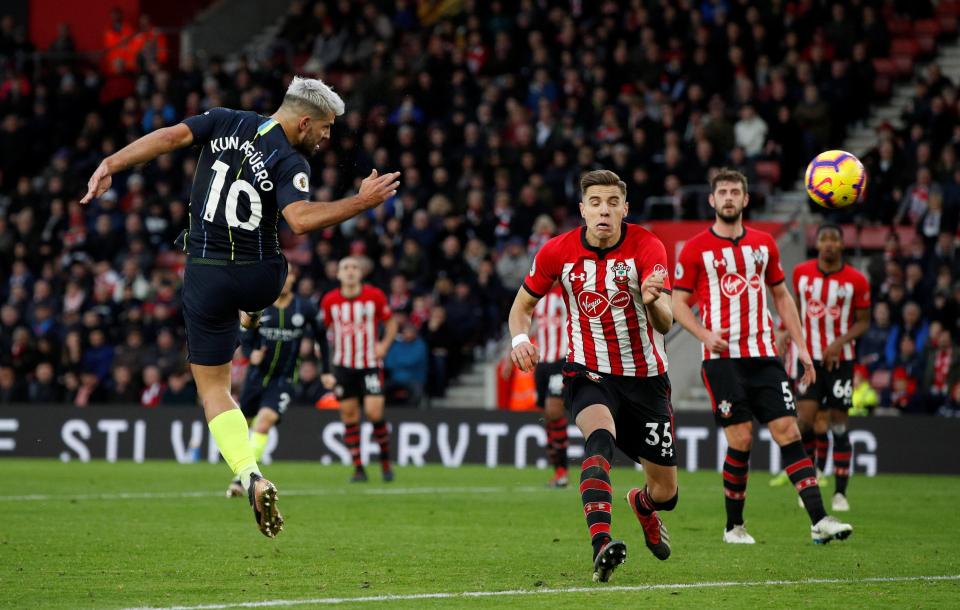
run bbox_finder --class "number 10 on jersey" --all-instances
[203,160,263,230]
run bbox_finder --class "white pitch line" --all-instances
[0,485,547,503]
[121,575,960,610]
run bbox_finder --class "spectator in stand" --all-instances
[886,301,930,366]
[140,365,164,408]
[161,370,197,406]
[292,360,326,407]
[0,364,25,402]
[922,325,960,413]
[850,364,878,416]
[28,361,64,402]
[496,237,532,292]
[384,321,428,406]
[897,168,940,226]
[734,104,767,158]
[110,364,141,404]
[859,301,894,372]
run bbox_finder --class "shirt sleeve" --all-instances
[638,234,671,292]
[673,241,701,293]
[274,156,311,210]
[765,236,786,286]
[522,238,561,298]
[181,107,232,144]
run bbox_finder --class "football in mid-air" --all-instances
[804,150,867,209]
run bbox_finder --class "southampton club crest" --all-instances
[612,260,630,286]
[718,399,733,418]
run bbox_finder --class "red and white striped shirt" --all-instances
[674,227,783,360]
[320,284,392,370]
[523,224,670,377]
[793,261,870,362]
[532,284,568,363]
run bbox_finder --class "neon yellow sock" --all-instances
[250,431,269,462]
[209,409,260,489]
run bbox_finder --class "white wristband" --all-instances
[511,333,530,349]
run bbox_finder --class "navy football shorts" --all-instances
[181,254,287,366]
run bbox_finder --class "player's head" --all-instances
[815,223,843,265]
[708,168,749,224]
[337,256,364,289]
[579,169,628,241]
[278,76,345,156]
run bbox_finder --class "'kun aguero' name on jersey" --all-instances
[208,136,274,191]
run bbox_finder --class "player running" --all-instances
[792,223,869,512]
[671,169,853,545]
[321,257,398,483]
[226,263,331,497]
[81,76,400,537]
[509,170,678,583]
[532,283,571,488]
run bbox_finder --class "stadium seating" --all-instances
[0,2,958,415]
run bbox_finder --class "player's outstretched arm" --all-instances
[81,124,194,204]
[282,169,400,234]
[507,288,540,373]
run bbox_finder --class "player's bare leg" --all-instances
[577,405,626,583]
[829,408,852,511]
[364,395,393,481]
[627,461,677,560]
[721,421,755,543]
[544,396,569,487]
[194,362,282,537]
[768,416,851,543]
[339,397,366,481]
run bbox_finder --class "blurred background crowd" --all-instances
[1,0,959,415]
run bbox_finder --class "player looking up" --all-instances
[321,257,398,483]
[671,168,852,545]
[792,223,870,512]
[81,76,400,537]
[226,263,330,497]
[509,169,678,583]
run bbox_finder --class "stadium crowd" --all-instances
[0,0,958,415]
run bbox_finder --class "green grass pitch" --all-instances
[2,459,959,609]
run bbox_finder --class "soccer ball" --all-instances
[804,150,867,209]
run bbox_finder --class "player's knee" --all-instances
[727,430,753,451]
[584,428,615,462]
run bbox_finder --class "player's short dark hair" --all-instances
[816,222,843,238]
[710,168,748,193]
[581,169,627,199]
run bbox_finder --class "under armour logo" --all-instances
[661,447,674,457]
[751,250,767,264]
[712,259,725,269]
[569,272,586,281]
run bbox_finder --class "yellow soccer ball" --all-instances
[804,150,867,209]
